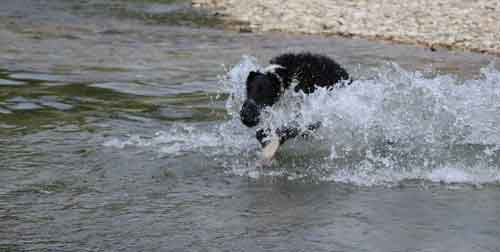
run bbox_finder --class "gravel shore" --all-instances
[193,0,500,55]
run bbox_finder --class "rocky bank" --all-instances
[193,0,500,55]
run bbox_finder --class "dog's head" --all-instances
[240,71,282,127]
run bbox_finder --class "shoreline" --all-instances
[192,0,500,56]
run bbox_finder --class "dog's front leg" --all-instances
[255,121,322,167]
[256,121,322,147]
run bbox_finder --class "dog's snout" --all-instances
[242,99,258,109]
[240,99,260,127]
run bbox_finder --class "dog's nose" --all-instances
[240,99,260,127]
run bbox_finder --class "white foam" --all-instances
[103,122,258,157]
[427,166,472,183]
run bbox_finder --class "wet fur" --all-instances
[269,52,350,94]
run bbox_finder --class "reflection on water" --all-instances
[1,0,500,251]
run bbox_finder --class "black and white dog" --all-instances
[239,52,350,149]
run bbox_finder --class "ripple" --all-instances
[37,96,73,111]
[0,107,13,114]
[0,78,25,86]
[6,102,43,111]
[9,73,69,82]
[90,82,177,97]
[3,96,73,112]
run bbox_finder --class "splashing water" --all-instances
[106,56,500,186]
[220,56,500,185]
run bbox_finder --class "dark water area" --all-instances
[1,0,500,251]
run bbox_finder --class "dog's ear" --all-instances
[246,71,260,83]
[266,72,283,94]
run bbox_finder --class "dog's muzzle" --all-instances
[240,99,260,127]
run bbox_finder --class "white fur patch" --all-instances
[262,64,284,74]
[261,135,280,160]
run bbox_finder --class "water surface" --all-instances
[1,0,500,251]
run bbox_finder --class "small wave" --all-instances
[103,122,258,157]
[323,163,500,186]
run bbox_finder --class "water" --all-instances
[1,0,500,251]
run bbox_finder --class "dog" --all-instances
[240,52,350,148]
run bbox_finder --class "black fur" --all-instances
[270,52,350,93]
[240,52,350,128]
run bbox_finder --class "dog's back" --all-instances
[270,52,350,93]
